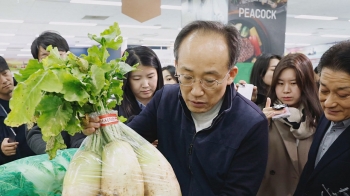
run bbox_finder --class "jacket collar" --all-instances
[178,84,235,120]
[307,116,350,182]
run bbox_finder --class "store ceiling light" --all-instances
[294,15,338,20]
[285,32,312,36]
[321,34,350,38]
[49,22,97,26]
[119,25,161,29]
[62,35,75,38]
[0,43,9,45]
[70,1,182,10]
[143,38,175,41]
[74,44,93,47]
[0,19,24,23]
[0,49,6,51]
[285,43,310,46]
[161,5,182,10]
[295,43,311,46]
[0,33,15,36]
[17,54,32,57]
[70,0,121,6]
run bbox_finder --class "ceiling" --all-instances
[0,0,349,58]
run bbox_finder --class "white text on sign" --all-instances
[239,8,276,19]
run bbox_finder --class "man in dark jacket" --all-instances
[294,41,350,195]
[0,56,35,164]
[84,20,269,195]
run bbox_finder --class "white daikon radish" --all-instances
[115,122,182,196]
[101,140,144,196]
[135,144,182,196]
[62,150,102,196]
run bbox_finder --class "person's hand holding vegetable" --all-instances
[81,116,100,136]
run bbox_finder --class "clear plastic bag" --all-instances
[62,109,182,196]
[0,148,77,196]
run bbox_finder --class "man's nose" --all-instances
[190,80,204,96]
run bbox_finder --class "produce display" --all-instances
[0,149,77,196]
[2,23,182,195]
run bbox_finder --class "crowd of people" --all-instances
[1,20,350,195]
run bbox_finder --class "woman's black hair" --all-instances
[120,46,164,118]
[162,65,178,83]
[250,53,282,97]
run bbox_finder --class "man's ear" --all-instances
[174,60,179,75]
[227,66,238,85]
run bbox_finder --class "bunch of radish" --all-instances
[62,107,181,196]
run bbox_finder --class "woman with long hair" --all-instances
[257,53,323,196]
[162,65,178,85]
[117,46,164,120]
[249,53,281,107]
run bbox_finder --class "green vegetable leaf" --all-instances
[88,22,122,50]
[106,99,117,109]
[14,59,44,82]
[5,70,63,127]
[71,67,86,81]
[118,62,135,76]
[83,46,103,66]
[37,95,72,138]
[45,135,67,160]
[100,23,122,49]
[65,114,82,136]
[42,46,67,69]
[56,70,90,105]
[109,79,124,105]
[76,57,89,72]
[90,64,106,96]
[118,115,127,123]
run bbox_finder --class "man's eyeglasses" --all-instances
[174,71,231,90]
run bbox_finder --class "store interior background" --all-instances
[0,0,349,76]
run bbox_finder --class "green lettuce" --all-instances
[5,22,134,159]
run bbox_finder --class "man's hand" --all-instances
[82,116,101,136]
[152,140,158,148]
[235,80,258,102]
[1,138,18,156]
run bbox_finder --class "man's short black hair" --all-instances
[31,31,69,59]
[318,40,350,75]
[0,56,9,72]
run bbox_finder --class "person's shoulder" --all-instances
[233,93,266,121]
[162,84,180,93]
[155,84,180,99]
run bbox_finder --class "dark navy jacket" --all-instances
[128,84,269,196]
[0,99,35,165]
[294,115,350,196]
